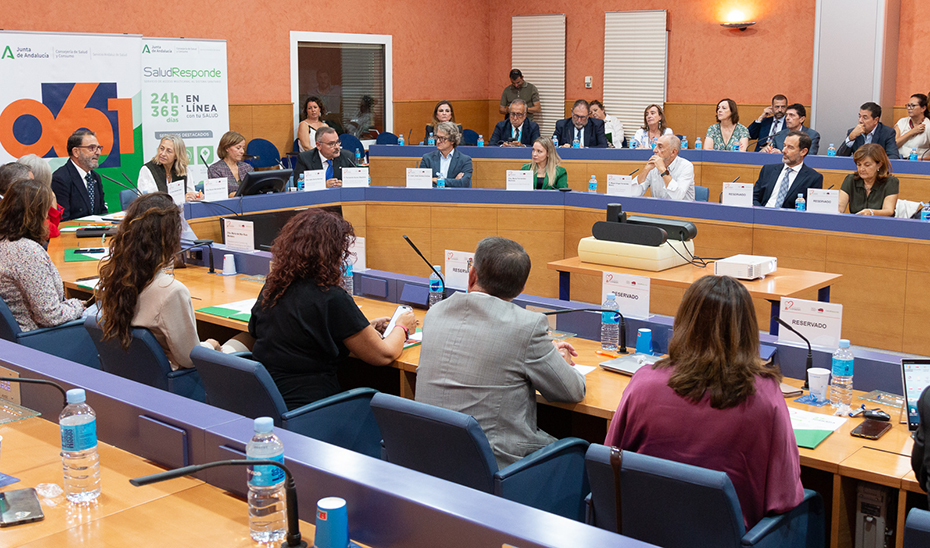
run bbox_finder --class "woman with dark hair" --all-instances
[605,275,803,530]
[97,192,221,369]
[297,96,328,152]
[425,101,462,140]
[631,104,673,149]
[0,179,85,330]
[208,131,253,196]
[249,209,417,410]
[838,143,898,216]
[704,98,749,151]
[894,93,929,159]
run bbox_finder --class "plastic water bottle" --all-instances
[731,142,739,152]
[651,138,657,151]
[427,132,435,146]
[247,417,286,543]
[588,175,598,193]
[910,149,919,161]
[355,149,362,165]
[695,137,702,150]
[681,136,688,150]
[397,133,405,146]
[477,134,485,147]
[552,135,559,148]
[600,293,620,351]
[795,193,806,211]
[428,266,443,308]
[342,263,354,295]
[297,173,305,191]
[60,388,101,503]
[921,203,930,221]
[827,144,836,157]
[436,176,446,188]
[830,339,854,412]
[572,137,580,149]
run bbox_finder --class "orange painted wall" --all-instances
[895,0,930,103]
[4,1,491,104]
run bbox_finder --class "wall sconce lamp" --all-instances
[720,10,756,31]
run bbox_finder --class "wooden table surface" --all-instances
[547,256,842,301]
[0,416,327,547]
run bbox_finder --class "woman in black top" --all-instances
[137,135,194,198]
[249,209,417,410]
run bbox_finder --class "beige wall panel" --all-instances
[499,229,564,299]
[368,204,431,228]
[907,241,930,273]
[826,235,909,269]
[368,227,432,276]
[249,104,294,155]
[825,261,906,351]
[904,271,930,355]
[754,227,828,261]
[431,206,498,230]
[498,208,565,232]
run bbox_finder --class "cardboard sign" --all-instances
[304,169,326,191]
[506,170,533,190]
[778,297,843,349]
[342,167,369,187]
[406,168,433,188]
[721,182,753,207]
[224,219,255,252]
[349,236,366,271]
[444,249,475,290]
[167,179,185,205]
[601,271,651,320]
[606,174,636,196]
[186,165,206,194]
[807,188,840,214]
[203,177,228,202]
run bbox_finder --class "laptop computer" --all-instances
[902,358,930,431]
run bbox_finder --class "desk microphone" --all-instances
[178,239,215,273]
[628,169,639,177]
[719,175,741,202]
[542,308,627,353]
[243,154,258,162]
[200,150,211,166]
[99,172,142,197]
[121,172,143,196]
[0,377,67,408]
[131,459,309,548]
[406,129,413,145]
[775,317,813,389]
[402,235,445,293]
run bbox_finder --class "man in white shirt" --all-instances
[631,135,694,201]
[752,130,824,209]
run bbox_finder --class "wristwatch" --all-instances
[661,169,670,177]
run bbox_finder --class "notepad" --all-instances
[196,298,256,322]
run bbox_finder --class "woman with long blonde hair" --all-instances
[522,137,567,189]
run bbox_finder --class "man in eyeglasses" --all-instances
[293,127,357,188]
[489,100,540,147]
[552,99,608,148]
[51,129,108,221]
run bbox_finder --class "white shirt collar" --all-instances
[71,159,89,181]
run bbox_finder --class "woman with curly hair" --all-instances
[249,209,417,410]
[97,192,221,369]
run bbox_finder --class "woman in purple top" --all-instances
[207,131,253,196]
[605,275,804,530]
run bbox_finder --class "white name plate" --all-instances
[506,170,533,190]
[606,174,635,196]
[406,168,433,188]
[721,182,753,207]
[807,188,840,214]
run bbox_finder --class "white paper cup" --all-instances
[808,367,831,401]
[222,254,236,275]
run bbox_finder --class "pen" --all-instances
[75,248,106,254]
[595,350,619,359]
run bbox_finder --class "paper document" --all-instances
[196,298,257,322]
[789,407,846,449]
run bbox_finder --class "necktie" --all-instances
[772,167,792,208]
[514,125,521,142]
[575,128,581,144]
[325,160,333,180]
[85,173,95,211]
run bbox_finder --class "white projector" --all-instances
[714,255,777,280]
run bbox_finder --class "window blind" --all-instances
[603,10,668,141]
[512,14,566,139]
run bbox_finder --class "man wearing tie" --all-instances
[837,102,900,159]
[51,130,107,221]
[748,94,789,151]
[489,100,540,147]
[293,127,356,187]
[752,130,823,209]
[552,100,608,148]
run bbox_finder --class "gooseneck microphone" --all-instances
[0,377,67,408]
[775,317,813,389]
[178,239,216,273]
[131,459,308,548]
[402,235,445,289]
[719,175,741,202]
[542,308,628,354]
[99,172,142,197]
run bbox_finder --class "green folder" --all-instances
[195,306,240,318]
[794,429,834,449]
[64,249,104,262]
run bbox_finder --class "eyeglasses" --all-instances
[435,136,451,143]
[572,114,588,120]
[906,104,922,109]
[77,145,104,153]
[319,140,341,148]
[509,111,526,118]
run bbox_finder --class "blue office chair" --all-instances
[375,132,398,145]
[83,316,204,402]
[461,129,479,146]
[695,185,710,202]
[339,133,364,159]
[0,298,99,369]
[369,393,590,521]
[584,444,824,548]
[905,508,930,548]
[120,189,139,210]
[189,346,382,458]
[245,138,282,168]
[293,138,300,153]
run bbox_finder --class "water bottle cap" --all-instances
[839,339,850,349]
[798,193,803,197]
[606,292,616,299]
[829,143,834,147]
[254,416,274,433]
[66,388,86,404]
[478,135,483,138]
[432,265,441,272]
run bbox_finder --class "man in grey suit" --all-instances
[416,237,585,469]
[418,121,472,187]
[768,104,821,156]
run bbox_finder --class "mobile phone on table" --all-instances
[0,488,44,527]
[850,419,893,440]
[382,305,412,339]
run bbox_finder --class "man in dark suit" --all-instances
[293,127,356,187]
[489,99,540,147]
[748,94,789,151]
[418,122,472,187]
[769,104,821,156]
[552,100,608,148]
[752,130,823,209]
[837,102,899,159]
[51,130,107,221]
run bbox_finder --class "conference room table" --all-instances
[0,415,333,547]
[50,225,923,548]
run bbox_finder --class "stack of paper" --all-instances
[789,407,847,449]
[196,298,256,323]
